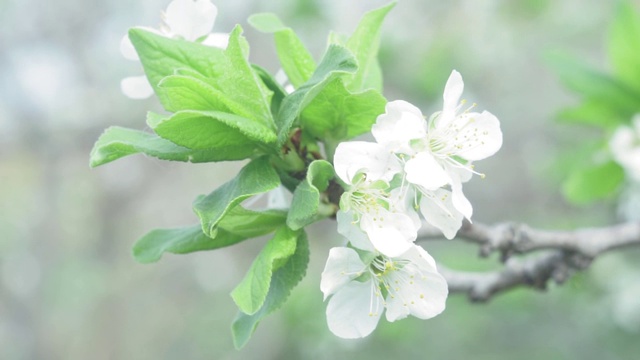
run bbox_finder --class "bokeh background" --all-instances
[2,0,640,359]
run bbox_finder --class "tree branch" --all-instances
[420,221,640,302]
[419,221,640,259]
[439,250,592,302]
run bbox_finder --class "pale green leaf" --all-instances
[249,13,316,88]
[152,110,277,150]
[231,226,300,315]
[287,160,335,230]
[132,207,287,263]
[563,160,624,204]
[231,231,308,349]
[156,75,233,113]
[275,44,357,146]
[193,157,281,237]
[609,1,640,91]
[251,64,287,117]
[127,28,225,92]
[89,126,254,167]
[300,78,387,141]
[129,26,275,129]
[547,52,640,117]
[345,2,396,91]
[557,100,627,129]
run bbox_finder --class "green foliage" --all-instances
[287,160,335,230]
[562,160,625,204]
[151,110,276,150]
[232,231,309,349]
[300,78,387,141]
[547,52,640,124]
[193,157,281,237]
[130,26,275,127]
[132,207,288,263]
[609,1,640,92]
[549,0,640,205]
[231,226,300,315]
[91,2,400,347]
[344,2,396,92]
[127,28,225,94]
[249,13,316,88]
[274,44,358,146]
[89,127,255,167]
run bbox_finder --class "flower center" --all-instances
[342,175,391,221]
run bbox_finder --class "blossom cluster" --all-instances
[321,70,503,338]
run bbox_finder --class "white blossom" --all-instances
[371,70,502,236]
[320,245,448,339]
[120,0,229,99]
[610,115,640,182]
[334,141,419,257]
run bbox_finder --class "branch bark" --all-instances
[420,221,640,302]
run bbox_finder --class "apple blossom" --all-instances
[320,245,448,339]
[371,70,502,235]
[610,115,640,182]
[334,141,420,256]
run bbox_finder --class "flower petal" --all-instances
[361,209,417,257]
[418,188,463,239]
[385,246,448,321]
[405,152,451,190]
[450,111,503,161]
[164,0,217,41]
[120,34,139,61]
[120,76,154,99]
[450,176,472,220]
[201,32,229,48]
[389,187,422,230]
[336,210,374,252]
[372,100,426,153]
[440,70,464,126]
[320,247,366,300]
[334,141,400,183]
[326,280,382,339]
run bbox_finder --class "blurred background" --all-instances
[2,0,640,359]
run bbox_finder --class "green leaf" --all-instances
[232,231,309,349]
[127,28,225,93]
[609,1,640,91]
[231,226,300,315]
[557,100,628,129]
[251,64,287,117]
[156,75,233,113]
[275,44,358,146]
[193,157,281,237]
[344,2,396,91]
[249,13,316,88]
[89,126,254,167]
[563,160,625,204]
[152,110,277,150]
[547,52,640,117]
[300,78,387,141]
[132,207,287,263]
[287,160,335,230]
[129,26,275,129]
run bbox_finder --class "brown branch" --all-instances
[439,250,592,302]
[419,221,640,259]
[420,221,640,302]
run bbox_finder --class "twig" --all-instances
[420,221,640,301]
[439,250,592,302]
[419,221,640,260]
